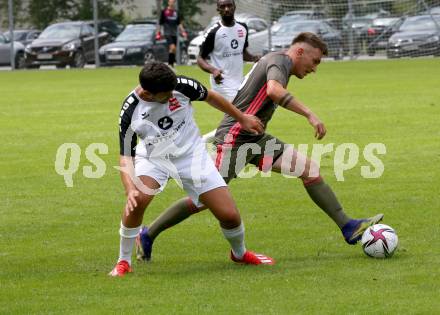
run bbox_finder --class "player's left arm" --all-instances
[243,49,260,62]
[266,79,326,140]
[241,23,260,62]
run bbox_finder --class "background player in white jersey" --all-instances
[109,62,273,277]
[198,0,260,102]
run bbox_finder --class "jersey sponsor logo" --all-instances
[238,29,244,38]
[158,116,174,130]
[231,39,239,49]
[141,112,150,119]
[168,97,181,111]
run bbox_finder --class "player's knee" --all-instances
[134,193,151,209]
[219,209,241,227]
[300,159,322,185]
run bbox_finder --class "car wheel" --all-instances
[14,52,26,69]
[144,51,156,64]
[56,64,66,69]
[26,64,40,69]
[71,51,86,68]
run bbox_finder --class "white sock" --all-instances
[118,222,141,265]
[221,222,246,259]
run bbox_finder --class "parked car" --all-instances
[3,30,41,46]
[187,13,269,64]
[24,21,111,68]
[85,19,124,40]
[263,20,344,60]
[422,6,440,15]
[277,10,326,24]
[0,33,25,68]
[366,17,404,55]
[99,23,169,66]
[387,15,440,58]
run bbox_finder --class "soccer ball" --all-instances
[361,224,398,258]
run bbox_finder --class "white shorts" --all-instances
[134,144,226,207]
[210,84,238,102]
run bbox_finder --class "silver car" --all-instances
[0,33,25,68]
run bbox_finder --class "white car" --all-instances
[187,14,269,64]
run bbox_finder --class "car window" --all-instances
[399,16,440,31]
[81,24,95,37]
[39,24,81,39]
[251,20,267,32]
[0,34,5,43]
[115,25,155,41]
[28,32,40,40]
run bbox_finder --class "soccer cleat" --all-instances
[108,260,132,277]
[136,226,153,262]
[230,250,275,265]
[342,213,384,245]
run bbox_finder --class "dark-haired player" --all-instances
[109,62,274,277]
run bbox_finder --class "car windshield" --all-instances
[39,24,81,39]
[115,25,155,41]
[4,31,27,41]
[273,22,319,35]
[399,16,440,31]
[373,18,400,27]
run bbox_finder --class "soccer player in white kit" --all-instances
[109,62,274,277]
[198,0,260,102]
[198,0,261,142]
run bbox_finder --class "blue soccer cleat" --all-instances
[136,226,153,262]
[342,213,384,245]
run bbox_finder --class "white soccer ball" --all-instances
[361,224,398,258]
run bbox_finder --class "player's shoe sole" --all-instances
[108,260,132,277]
[230,250,275,265]
[136,226,153,262]
[342,213,384,245]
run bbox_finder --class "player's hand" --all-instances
[239,114,264,135]
[213,69,223,84]
[155,32,162,40]
[307,113,326,140]
[124,189,139,216]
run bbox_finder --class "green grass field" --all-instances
[1,58,439,314]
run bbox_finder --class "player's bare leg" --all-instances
[109,176,160,277]
[199,187,274,265]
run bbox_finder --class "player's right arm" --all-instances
[266,79,326,140]
[118,93,140,210]
[197,24,223,84]
[205,89,263,135]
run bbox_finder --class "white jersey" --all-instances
[199,20,249,101]
[119,76,208,159]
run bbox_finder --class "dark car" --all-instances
[3,30,41,46]
[263,20,344,60]
[0,33,26,68]
[366,17,404,55]
[387,15,440,58]
[99,23,169,66]
[24,21,111,68]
